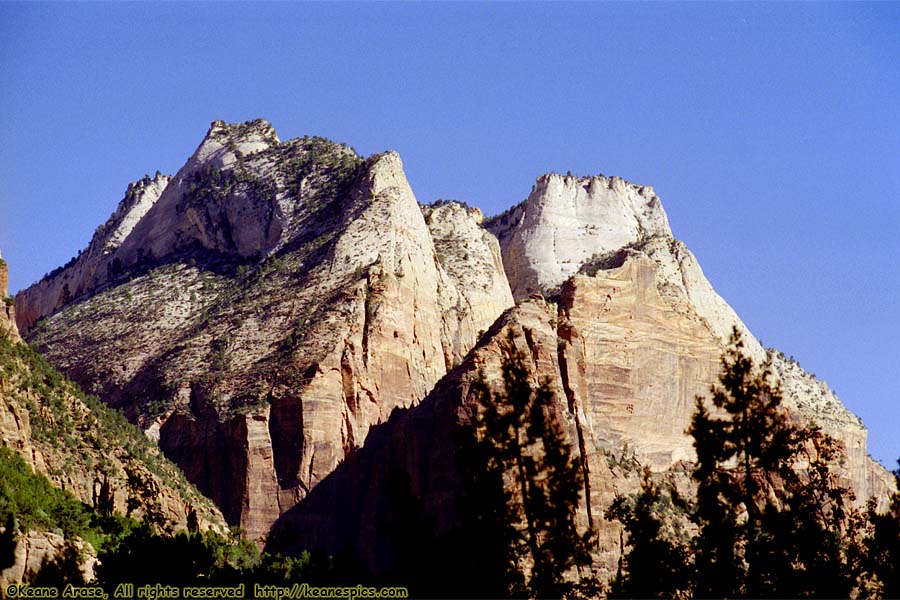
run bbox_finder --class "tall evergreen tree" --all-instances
[609,328,860,598]
[606,468,691,599]
[459,331,597,599]
[0,511,16,571]
[863,461,900,597]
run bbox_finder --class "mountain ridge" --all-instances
[11,119,892,572]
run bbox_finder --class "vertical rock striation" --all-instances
[0,253,20,342]
[14,125,891,563]
[17,122,513,543]
[485,173,670,299]
[275,168,893,579]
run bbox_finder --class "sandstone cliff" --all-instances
[18,121,513,543]
[272,247,893,580]
[15,122,890,569]
[270,170,892,581]
[0,256,20,343]
[15,174,171,331]
[485,173,670,299]
[0,530,97,589]
[489,175,890,503]
[2,257,227,587]
[0,329,225,533]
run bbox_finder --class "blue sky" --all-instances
[1,2,898,466]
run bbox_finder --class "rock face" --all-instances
[0,252,227,582]
[271,171,893,580]
[18,121,513,543]
[15,122,891,571]
[485,173,670,299]
[489,178,888,503]
[0,320,226,534]
[0,530,97,589]
[15,174,171,331]
[273,248,893,580]
[1,257,20,342]
[422,201,515,364]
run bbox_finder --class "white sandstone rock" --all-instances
[486,172,670,299]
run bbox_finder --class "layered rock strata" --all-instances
[18,122,513,542]
[15,123,891,564]
[273,247,894,579]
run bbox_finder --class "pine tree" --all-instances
[606,468,691,599]
[609,328,860,597]
[863,461,900,597]
[0,511,16,571]
[459,331,597,599]
[689,328,859,597]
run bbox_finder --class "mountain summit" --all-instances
[17,120,513,542]
[14,120,892,573]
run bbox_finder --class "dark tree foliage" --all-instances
[376,468,447,596]
[91,520,367,591]
[606,468,691,599]
[93,474,115,518]
[863,461,900,598]
[0,511,16,571]
[458,331,597,599]
[688,328,859,598]
[609,328,861,598]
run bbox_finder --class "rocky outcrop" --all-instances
[1,262,19,343]
[15,174,171,331]
[423,201,515,365]
[0,530,97,589]
[114,120,284,266]
[0,325,226,534]
[19,123,513,543]
[557,258,722,469]
[490,177,887,502]
[485,173,670,299]
[272,296,641,581]
[272,251,721,578]
[274,248,893,580]
[16,122,890,564]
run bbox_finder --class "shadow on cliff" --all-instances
[265,379,464,576]
[265,310,517,593]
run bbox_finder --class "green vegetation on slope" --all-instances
[0,446,92,539]
[0,332,220,532]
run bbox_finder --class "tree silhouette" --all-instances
[609,328,860,598]
[688,328,859,598]
[606,468,691,599]
[863,461,900,597]
[459,331,597,599]
[0,511,16,571]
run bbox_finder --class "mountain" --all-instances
[1,257,226,585]
[17,120,513,543]
[15,120,892,575]
[271,174,894,578]
[0,255,18,342]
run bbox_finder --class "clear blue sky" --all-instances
[1,3,898,466]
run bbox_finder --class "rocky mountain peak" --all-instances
[12,123,892,570]
[485,171,671,299]
[95,173,171,254]
[183,118,280,175]
[1,255,20,342]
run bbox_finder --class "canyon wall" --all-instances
[15,122,891,564]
